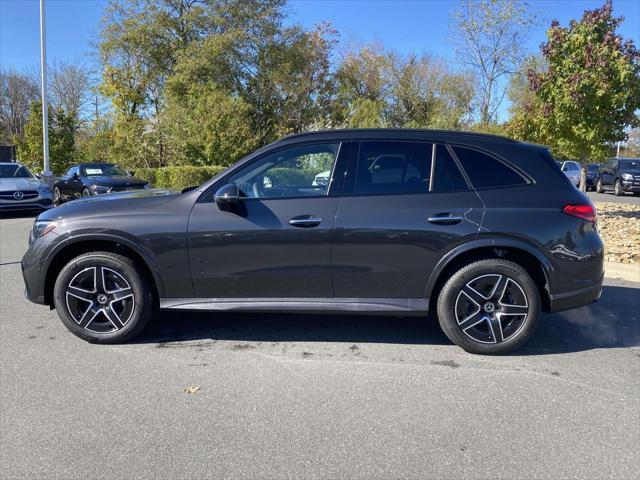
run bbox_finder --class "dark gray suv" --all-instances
[22,129,604,354]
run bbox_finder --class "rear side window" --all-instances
[452,146,527,189]
[432,145,468,193]
[355,141,432,195]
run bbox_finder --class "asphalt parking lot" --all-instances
[587,190,640,205]
[1,213,639,479]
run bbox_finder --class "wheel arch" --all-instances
[42,235,164,307]
[425,239,555,314]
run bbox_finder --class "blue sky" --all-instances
[1,0,639,117]
[1,0,638,71]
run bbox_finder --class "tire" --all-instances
[436,259,541,355]
[614,180,624,196]
[82,187,91,197]
[596,179,604,193]
[53,251,154,343]
[53,186,62,206]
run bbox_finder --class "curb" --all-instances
[604,262,640,283]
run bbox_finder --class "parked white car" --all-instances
[0,162,53,212]
[312,170,331,188]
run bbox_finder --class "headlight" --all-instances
[90,184,112,194]
[32,220,57,238]
[621,173,633,181]
[37,184,52,194]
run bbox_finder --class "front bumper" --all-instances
[0,197,53,211]
[621,181,640,192]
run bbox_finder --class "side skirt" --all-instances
[159,297,429,315]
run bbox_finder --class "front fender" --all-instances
[42,231,166,298]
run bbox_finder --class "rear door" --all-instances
[332,140,483,300]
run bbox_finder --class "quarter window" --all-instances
[227,143,339,199]
[453,146,526,189]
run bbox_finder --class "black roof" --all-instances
[277,128,520,144]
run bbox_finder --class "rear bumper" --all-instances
[548,278,603,313]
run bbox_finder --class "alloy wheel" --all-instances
[454,274,529,344]
[53,187,61,205]
[65,266,135,333]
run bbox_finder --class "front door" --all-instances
[188,142,347,298]
[332,140,483,299]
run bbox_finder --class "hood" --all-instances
[0,177,43,191]
[71,187,175,203]
[88,175,148,187]
[37,188,178,222]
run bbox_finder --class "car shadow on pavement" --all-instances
[135,285,640,355]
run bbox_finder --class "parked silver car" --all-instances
[0,162,53,212]
[557,160,581,187]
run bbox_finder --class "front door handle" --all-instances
[289,215,322,228]
[428,213,463,225]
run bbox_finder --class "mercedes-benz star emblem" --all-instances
[13,191,24,200]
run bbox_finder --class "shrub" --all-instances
[268,167,326,187]
[134,165,227,190]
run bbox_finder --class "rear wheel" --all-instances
[437,259,541,355]
[53,251,153,343]
[82,187,91,197]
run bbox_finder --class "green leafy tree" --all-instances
[334,46,474,129]
[163,85,260,166]
[512,1,640,190]
[17,102,75,175]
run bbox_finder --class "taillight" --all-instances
[562,204,596,223]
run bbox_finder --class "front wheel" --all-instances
[596,179,604,193]
[436,259,541,355]
[81,187,91,197]
[53,186,62,206]
[614,180,624,196]
[53,251,153,343]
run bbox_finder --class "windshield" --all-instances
[81,164,129,177]
[0,164,33,179]
[619,159,640,170]
[587,164,600,171]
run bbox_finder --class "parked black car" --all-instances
[596,158,640,196]
[22,129,603,354]
[52,163,149,205]
[586,163,600,190]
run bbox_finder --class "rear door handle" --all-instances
[428,213,463,225]
[289,215,322,228]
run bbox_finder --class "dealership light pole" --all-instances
[39,0,51,176]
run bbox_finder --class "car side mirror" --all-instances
[72,173,80,180]
[214,184,240,207]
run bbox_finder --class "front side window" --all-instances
[453,146,527,189]
[227,143,339,199]
[355,141,432,195]
[66,166,78,177]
